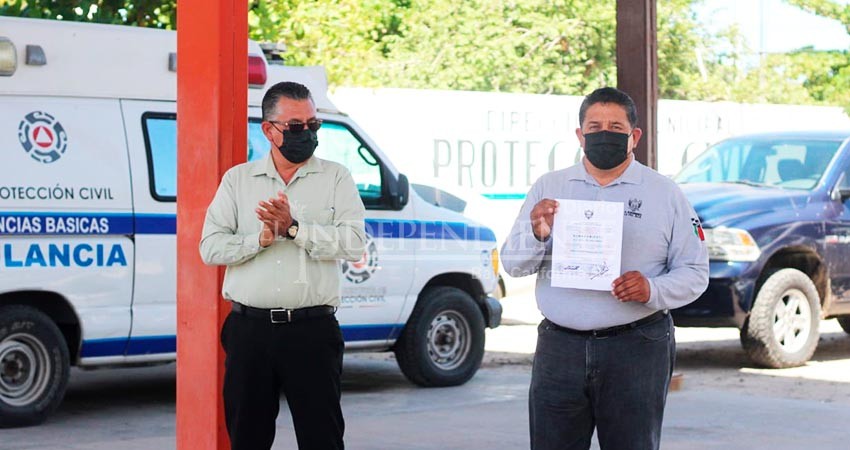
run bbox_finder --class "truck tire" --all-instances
[740,269,820,368]
[0,305,70,427]
[394,287,485,387]
[838,316,850,334]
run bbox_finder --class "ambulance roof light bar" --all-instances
[167,52,267,88]
[0,37,17,76]
[259,42,286,66]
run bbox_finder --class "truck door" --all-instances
[825,158,850,304]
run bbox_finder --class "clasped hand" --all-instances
[256,191,293,247]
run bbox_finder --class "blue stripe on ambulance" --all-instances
[81,324,405,357]
[0,212,497,241]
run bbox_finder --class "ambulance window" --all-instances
[248,119,385,209]
[143,114,178,201]
[145,115,385,207]
[144,115,281,202]
[247,120,270,162]
[315,122,384,208]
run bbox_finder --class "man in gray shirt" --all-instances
[501,87,708,450]
[200,82,366,450]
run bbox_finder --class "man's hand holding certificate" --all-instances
[551,199,624,291]
[611,270,651,303]
[530,198,560,242]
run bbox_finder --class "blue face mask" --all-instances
[278,129,318,164]
[583,130,630,170]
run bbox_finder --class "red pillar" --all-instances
[176,0,247,448]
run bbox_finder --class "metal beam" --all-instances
[176,0,247,448]
[616,0,658,169]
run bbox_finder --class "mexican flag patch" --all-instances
[691,217,705,241]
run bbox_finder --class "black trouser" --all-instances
[529,314,675,450]
[220,310,345,450]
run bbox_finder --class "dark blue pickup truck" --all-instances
[673,131,850,368]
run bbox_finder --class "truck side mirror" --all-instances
[390,173,409,210]
[831,187,850,202]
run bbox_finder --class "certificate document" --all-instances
[551,199,624,290]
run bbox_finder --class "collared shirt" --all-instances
[501,157,709,330]
[199,154,367,309]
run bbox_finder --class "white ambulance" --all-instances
[0,17,501,427]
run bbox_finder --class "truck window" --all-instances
[675,137,842,190]
[247,120,385,208]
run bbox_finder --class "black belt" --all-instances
[545,310,668,338]
[231,302,336,324]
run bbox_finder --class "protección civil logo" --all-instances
[342,235,379,284]
[17,111,68,164]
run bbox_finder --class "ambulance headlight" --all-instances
[0,37,16,76]
[704,227,761,262]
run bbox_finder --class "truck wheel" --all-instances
[394,287,485,387]
[838,317,850,334]
[0,305,70,427]
[741,269,820,368]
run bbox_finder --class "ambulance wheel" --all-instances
[394,287,485,387]
[0,305,70,428]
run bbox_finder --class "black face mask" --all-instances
[278,129,318,164]
[583,130,630,170]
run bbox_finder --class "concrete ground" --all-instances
[2,291,850,449]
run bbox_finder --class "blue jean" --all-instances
[529,313,675,450]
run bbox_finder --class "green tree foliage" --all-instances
[780,0,850,112]
[248,0,407,87]
[786,49,850,108]
[0,0,175,28]
[250,0,728,97]
[4,0,847,108]
[357,0,618,94]
[0,0,740,97]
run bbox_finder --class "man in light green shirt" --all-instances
[199,81,365,450]
[199,137,367,309]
